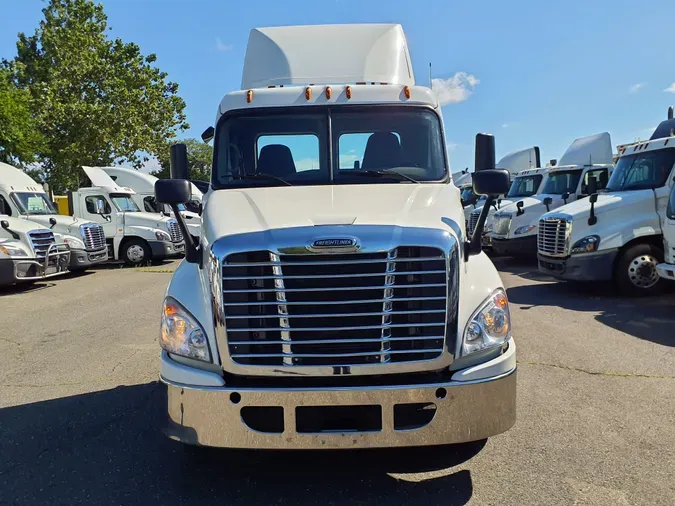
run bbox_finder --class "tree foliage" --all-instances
[153,138,213,181]
[0,67,44,165]
[5,0,188,192]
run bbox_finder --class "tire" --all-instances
[614,243,664,297]
[121,238,151,266]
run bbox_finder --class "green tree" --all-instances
[153,138,213,181]
[0,67,44,165]
[6,0,188,193]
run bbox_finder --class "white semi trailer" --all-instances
[153,24,516,450]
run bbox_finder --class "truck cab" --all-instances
[657,182,675,281]
[538,112,675,295]
[467,147,543,244]
[62,167,185,266]
[154,24,516,451]
[99,166,202,240]
[0,162,108,271]
[491,132,614,257]
[0,215,70,286]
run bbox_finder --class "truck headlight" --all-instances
[571,235,600,254]
[160,297,211,362]
[0,244,28,257]
[514,225,536,235]
[64,237,85,250]
[462,289,511,356]
[155,230,171,241]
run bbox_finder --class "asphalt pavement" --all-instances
[1,257,674,505]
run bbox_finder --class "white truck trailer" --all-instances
[0,162,108,270]
[539,109,675,295]
[100,166,202,240]
[153,24,516,450]
[59,167,185,266]
[0,215,70,286]
[491,132,614,257]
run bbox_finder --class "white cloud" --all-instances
[216,37,233,52]
[446,142,460,152]
[501,123,509,128]
[629,83,646,93]
[431,72,480,106]
[665,82,675,93]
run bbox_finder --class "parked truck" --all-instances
[100,166,202,240]
[0,162,108,271]
[539,109,675,295]
[153,24,516,450]
[491,132,614,257]
[58,167,185,266]
[0,215,70,286]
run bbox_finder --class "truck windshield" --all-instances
[507,175,543,198]
[212,106,447,188]
[11,192,57,215]
[110,194,140,212]
[541,170,582,195]
[605,149,675,192]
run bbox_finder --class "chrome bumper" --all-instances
[13,244,71,281]
[162,365,517,450]
[656,262,675,281]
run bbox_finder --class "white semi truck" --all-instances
[491,132,614,257]
[0,215,70,286]
[0,162,108,271]
[153,24,516,450]
[99,166,202,240]
[539,109,675,295]
[58,166,185,266]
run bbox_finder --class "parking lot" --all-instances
[1,258,674,505]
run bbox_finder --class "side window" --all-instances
[0,195,12,216]
[338,132,401,170]
[668,184,675,220]
[256,134,320,174]
[85,196,111,214]
[582,169,609,194]
[143,196,159,213]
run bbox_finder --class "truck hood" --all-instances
[549,190,653,222]
[123,211,172,229]
[203,184,462,240]
[19,214,93,236]
[1,216,49,236]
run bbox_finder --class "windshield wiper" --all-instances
[239,173,293,186]
[348,170,420,184]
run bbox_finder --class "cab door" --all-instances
[82,194,117,238]
[663,180,675,264]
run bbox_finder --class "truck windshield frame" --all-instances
[605,148,675,192]
[11,192,58,215]
[506,174,543,198]
[110,194,140,212]
[541,169,583,195]
[211,104,449,189]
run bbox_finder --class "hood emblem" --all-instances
[309,237,359,252]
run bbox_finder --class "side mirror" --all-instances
[516,200,524,216]
[562,191,570,204]
[170,143,189,180]
[587,176,598,196]
[49,217,57,228]
[155,179,191,205]
[472,169,510,196]
[1,220,19,240]
[201,126,215,143]
[543,197,552,212]
[588,193,599,226]
[95,199,106,215]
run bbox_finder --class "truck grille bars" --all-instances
[81,223,106,251]
[538,218,570,257]
[27,229,56,261]
[168,219,183,242]
[221,247,448,368]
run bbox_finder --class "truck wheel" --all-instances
[121,239,151,266]
[615,243,663,296]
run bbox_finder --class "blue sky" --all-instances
[3,0,675,172]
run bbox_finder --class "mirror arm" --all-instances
[464,196,494,258]
[1,221,20,240]
[169,204,201,267]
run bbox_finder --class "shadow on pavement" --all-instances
[0,280,57,296]
[506,279,675,347]
[0,383,480,505]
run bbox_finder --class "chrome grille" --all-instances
[168,220,182,242]
[493,215,511,237]
[468,212,479,236]
[27,229,56,260]
[538,218,569,257]
[80,223,106,251]
[221,247,448,367]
